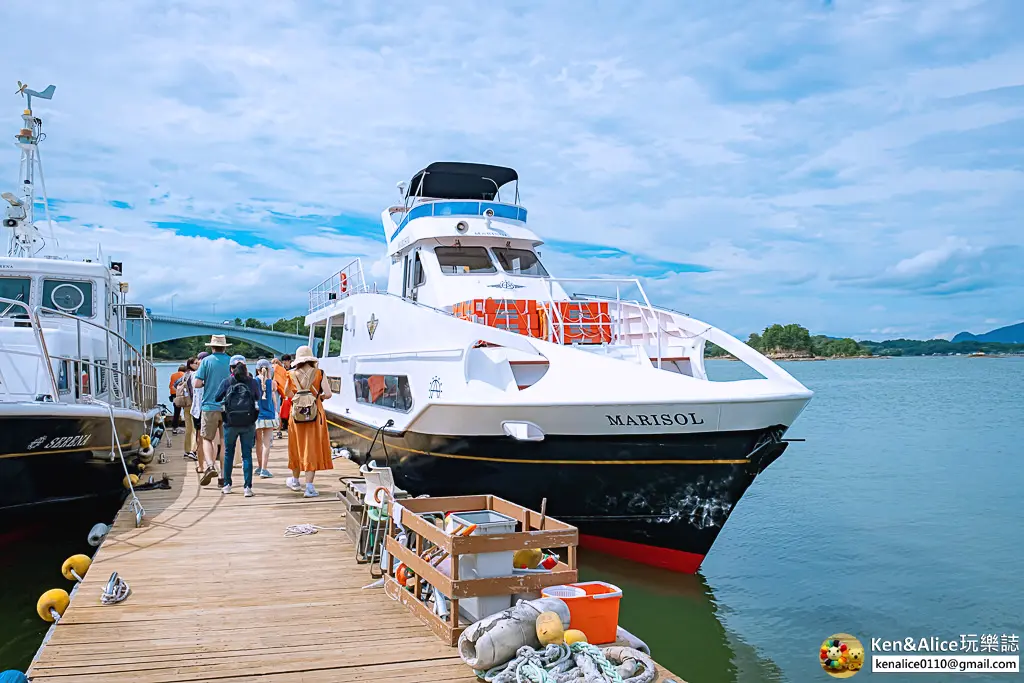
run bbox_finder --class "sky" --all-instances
[1,0,1021,341]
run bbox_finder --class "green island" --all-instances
[705,323,1024,359]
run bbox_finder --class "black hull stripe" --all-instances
[326,416,750,466]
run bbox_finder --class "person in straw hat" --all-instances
[192,334,233,486]
[284,345,333,497]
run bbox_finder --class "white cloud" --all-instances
[0,0,1020,339]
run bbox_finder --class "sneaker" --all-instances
[243,487,253,497]
[199,466,217,486]
[222,484,232,494]
[304,484,319,498]
[285,477,301,492]
[260,468,273,479]
[183,451,198,461]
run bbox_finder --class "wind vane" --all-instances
[15,82,56,110]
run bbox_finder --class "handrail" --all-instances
[0,296,59,399]
[0,296,157,410]
[308,258,368,313]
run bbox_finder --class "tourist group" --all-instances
[166,335,335,498]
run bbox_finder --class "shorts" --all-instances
[256,418,280,430]
[200,410,223,441]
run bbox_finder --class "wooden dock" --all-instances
[27,436,682,682]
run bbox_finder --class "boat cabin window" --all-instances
[412,251,426,287]
[42,279,94,317]
[0,276,31,316]
[353,373,413,412]
[493,247,548,277]
[435,246,496,275]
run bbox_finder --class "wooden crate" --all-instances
[383,494,578,646]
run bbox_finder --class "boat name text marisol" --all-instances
[605,412,705,427]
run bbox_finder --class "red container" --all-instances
[542,581,622,644]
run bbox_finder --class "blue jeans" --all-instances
[223,424,256,488]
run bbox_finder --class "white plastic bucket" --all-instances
[542,585,586,599]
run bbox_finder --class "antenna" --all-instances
[6,82,59,257]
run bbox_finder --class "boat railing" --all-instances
[0,297,60,400]
[308,258,368,313]
[535,277,665,366]
[0,295,157,410]
[394,198,528,234]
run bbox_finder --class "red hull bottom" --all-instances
[579,533,706,574]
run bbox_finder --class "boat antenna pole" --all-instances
[5,82,58,257]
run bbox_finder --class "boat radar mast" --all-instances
[4,82,58,257]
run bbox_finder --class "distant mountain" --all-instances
[952,321,1024,344]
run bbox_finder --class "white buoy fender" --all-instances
[458,597,570,671]
[87,523,111,547]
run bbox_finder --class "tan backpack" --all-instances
[290,368,320,424]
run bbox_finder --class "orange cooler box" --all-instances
[541,581,622,644]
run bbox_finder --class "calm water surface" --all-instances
[3,357,1022,681]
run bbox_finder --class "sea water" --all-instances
[581,357,1024,682]
[3,357,1022,680]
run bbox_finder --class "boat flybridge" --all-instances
[0,84,159,531]
[306,161,813,572]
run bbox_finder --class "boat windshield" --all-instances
[493,248,548,277]
[435,246,496,275]
[0,276,31,317]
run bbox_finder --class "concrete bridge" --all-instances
[125,315,311,356]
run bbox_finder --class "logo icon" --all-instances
[820,634,864,677]
[27,436,47,450]
[367,314,379,340]
[428,376,442,399]
[487,279,525,290]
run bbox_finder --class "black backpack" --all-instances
[223,378,258,427]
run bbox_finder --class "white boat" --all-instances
[0,84,159,534]
[305,162,813,572]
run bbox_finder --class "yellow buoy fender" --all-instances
[564,629,588,645]
[123,474,139,489]
[140,434,151,449]
[36,588,70,622]
[512,548,543,569]
[61,554,91,581]
[535,611,565,646]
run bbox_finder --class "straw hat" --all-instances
[292,345,317,366]
[205,334,231,347]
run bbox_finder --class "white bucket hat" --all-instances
[205,334,231,347]
[292,345,318,366]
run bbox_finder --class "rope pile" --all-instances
[283,524,345,537]
[101,574,131,605]
[477,643,657,683]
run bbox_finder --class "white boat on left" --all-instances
[0,84,161,537]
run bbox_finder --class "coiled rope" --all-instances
[478,643,656,683]
[101,573,131,605]
[283,524,345,537]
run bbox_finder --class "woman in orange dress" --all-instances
[284,346,333,497]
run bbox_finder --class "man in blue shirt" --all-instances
[192,335,232,486]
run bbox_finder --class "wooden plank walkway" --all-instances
[28,436,682,682]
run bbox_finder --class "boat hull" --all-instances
[0,413,147,532]
[325,412,788,573]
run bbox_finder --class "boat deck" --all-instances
[27,435,682,682]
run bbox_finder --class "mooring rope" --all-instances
[283,524,345,537]
[101,573,131,605]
